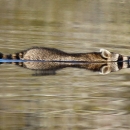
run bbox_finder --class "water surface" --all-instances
[0,0,130,130]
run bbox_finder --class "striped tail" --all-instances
[0,52,24,60]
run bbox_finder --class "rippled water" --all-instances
[0,0,130,130]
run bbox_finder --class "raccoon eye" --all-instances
[100,49,111,59]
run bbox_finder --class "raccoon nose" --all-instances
[128,57,130,60]
[0,52,3,59]
[128,57,130,68]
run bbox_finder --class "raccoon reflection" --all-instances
[10,61,129,75]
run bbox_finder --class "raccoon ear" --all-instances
[99,65,111,75]
[100,49,111,58]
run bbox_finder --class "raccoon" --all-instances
[0,47,128,62]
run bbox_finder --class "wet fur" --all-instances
[0,47,129,75]
[1,47,107,62]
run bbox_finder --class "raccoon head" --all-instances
[99,61,128,74]
[100,49,123,61]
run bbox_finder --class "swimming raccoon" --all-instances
[0,47,128,62]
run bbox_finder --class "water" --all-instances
[0,0,130,130]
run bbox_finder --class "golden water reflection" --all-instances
[0,0,130,130]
